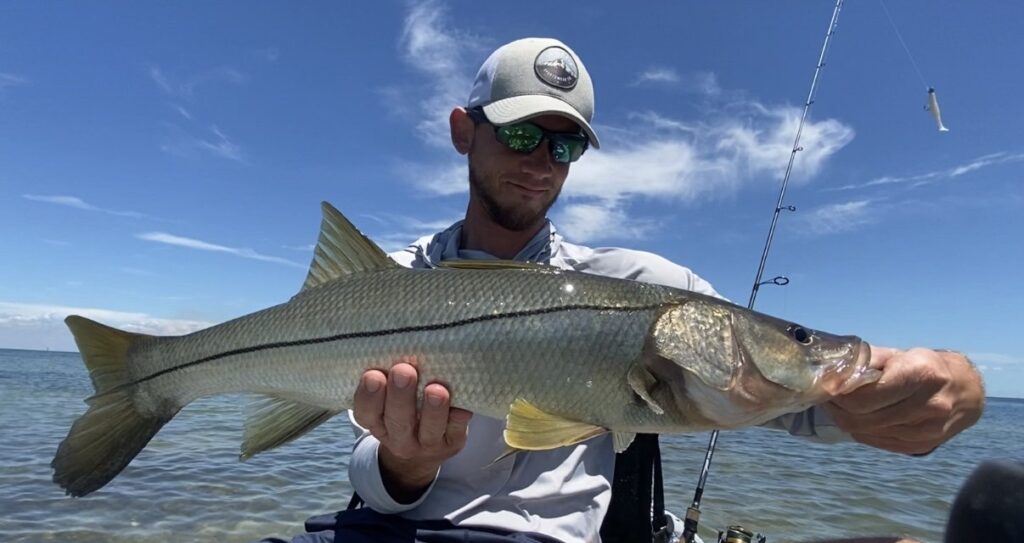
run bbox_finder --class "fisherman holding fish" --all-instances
[51,37,984,543]
[337,38,983,543]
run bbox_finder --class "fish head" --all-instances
[650,299,877,428]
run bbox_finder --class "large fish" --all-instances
[52,203,880,497]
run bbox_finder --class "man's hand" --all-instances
[825,347,984,455]
[352,358,473,504]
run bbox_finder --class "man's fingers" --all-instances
[353,369,388,434]
[383,362,420,452]
[829,350,931,415]
[418,383,452,447]
[445,408,473,449]
[849,431,938,456]
[825,386,935,434]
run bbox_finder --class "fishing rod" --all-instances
[678,1,846,542]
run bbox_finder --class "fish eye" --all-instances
[787,325,813,345]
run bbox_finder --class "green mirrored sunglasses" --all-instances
[467,108,589,164]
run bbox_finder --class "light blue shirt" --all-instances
[348,220,849,542]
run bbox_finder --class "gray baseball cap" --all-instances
[467,37,600,149]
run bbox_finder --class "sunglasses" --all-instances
[467,108,589,164]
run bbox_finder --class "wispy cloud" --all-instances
[160,124,245,163]
[0,301,213,351]
[0,72,29,91]
[394,0,488,149]
[789,199,880,237]
[23,194,148,219]
[554,203,655,243]
[632,67,680,86]
[147,64,246,99]
[137,232,304,269]
[826,151,1024,192]
[395,159,467,196]
[252,47,280,62]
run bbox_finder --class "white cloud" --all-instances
[827,151,1024,192]
[790,200,878,237]
[0,301,213,351]
[137,232,304,269]
[147,64,246,99]
[253,47,280,62]
[23,194,148,219]
[632,67,680,86]
[160,124,245,163]
[395,0,488,149]
[0,72,29,91]
[554,203,654,243]
[395,159,467,196]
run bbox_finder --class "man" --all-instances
[270,37,983,543]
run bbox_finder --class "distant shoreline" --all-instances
[2,347,1022,402]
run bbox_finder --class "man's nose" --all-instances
[521,140,554,177]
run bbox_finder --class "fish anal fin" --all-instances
[241,396,338,460]
[503,399,607,451]
[301,202,400,292]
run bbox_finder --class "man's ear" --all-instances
[450,108,475,155]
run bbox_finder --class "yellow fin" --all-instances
[503,398,607,451]
[613,432,636,453]
[301,202,399,291]
[241,396,338,460]
[438,259,557,271]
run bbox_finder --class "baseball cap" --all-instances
[467,37,600,149]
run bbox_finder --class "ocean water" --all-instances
[0,348,1020,543]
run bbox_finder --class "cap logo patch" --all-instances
[534,46,578,90]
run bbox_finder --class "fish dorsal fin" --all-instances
[503,398,607,451]
[438,259,556,271]
[652,303,735,390]
[302,201,400,291]
[240,396,338,460]
[626,364,665,415]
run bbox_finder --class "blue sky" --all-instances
[1,1,1021,398]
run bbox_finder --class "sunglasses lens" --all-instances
[550,137,586,163]
[496,124,544,153]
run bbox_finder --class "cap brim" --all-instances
[482,96,600,149]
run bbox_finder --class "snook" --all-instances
[53,202,878,497]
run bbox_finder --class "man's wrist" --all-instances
[378,446,441,504]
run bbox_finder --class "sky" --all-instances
[1,1,1021,398]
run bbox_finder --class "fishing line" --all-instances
[680,1,846,541]
[878,0,930,90]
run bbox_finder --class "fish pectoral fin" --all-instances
[241,396,338,460]
[627,364,665,415]
[300,202,400,292]
[612,432,636,453]
[438,259,558,271]
[503,399,608,451]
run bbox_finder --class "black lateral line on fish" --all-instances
[126,302,668,389]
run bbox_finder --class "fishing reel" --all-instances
[716,525,766,543]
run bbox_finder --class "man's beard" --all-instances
[468,163,560,232]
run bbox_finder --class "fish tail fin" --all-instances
[53,316,175,497]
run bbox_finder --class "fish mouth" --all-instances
[819,340,876,397]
